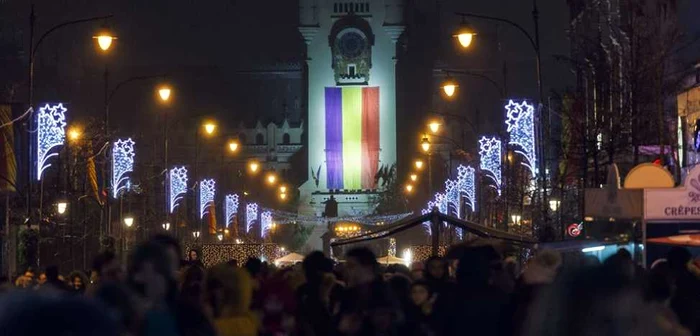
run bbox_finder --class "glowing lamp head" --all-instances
[420,137,431,153]
[441,80,458,98]
[56,201,68,215]
[279,185,287,193]
[405,184,414,193]
[68,127,82,142]
[217,233,223,241]
[266,173,277,185]
[203,122,216,135]
[228,140,239,152]
[158,86,172,102]
[428,121,441,133]
[93,31,116,51]
[192,231,200,238]
[414,160,424,170]
[279,193,287,200]
[162,222,170,231]
[453,20,476,48]
[248,161,260,174]
[124,216,134,227]
[410,174,418,182]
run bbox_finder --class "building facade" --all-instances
[298,0,405,217]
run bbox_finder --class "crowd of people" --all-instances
[0,234,698,336]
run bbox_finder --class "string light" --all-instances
[169,167,188,213]
[479,136,502,195]
[246,203,258,233]
[199,179,216,219]
[112,138,135,198]
[225,194,239,228]
[505,100,536,177]
[389,238,397,257]
[36,103,67,180]
[261,211,272,238]
[457,165,476,212]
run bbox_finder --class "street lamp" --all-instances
[192,231,200,239]
[266,172,277,185]
[203,122,216,135]
[410,174,418,182]
[228,140,239,153]
[93,28,116,52]
[414,160,424,170]
[162,222,170,231]
[511,214,522,225]
[158,86,172,103]
[453,18,476,48]
[549,199,561,212]
[67,127,82,142]
[217,233,223,241]
[56,201,68,215]
[421,136,431,153]
[279,193,287,200]
[279,185,287,193]
[248,161,260,174]
[428,121,441,134]
[405,184,414,193]
[441,79,458,98]
[123,216,134,227]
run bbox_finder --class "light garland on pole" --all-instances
[246,203,258,233]
[199,179,216,219]
[457,165,476,212]
[169,167,188,213]
[225,194,239,228]
[479,136,502,195]
[112,138,135,198]
[505,100,537,177]
[36,103,67,180]
[260,211,272,238]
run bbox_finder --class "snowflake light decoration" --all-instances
[112,138,135,198]
[169,167,188,213]
[36,103,67,180]
[246,203,258,233]
[457,165,476,212]
[199,179,216,219]
[260,211,272,238]
[445,179,460,218]
[225,194,239,228]
[422,192,448,235]
[505,100,536,177]
[479,136,502,195]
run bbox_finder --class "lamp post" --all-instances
[453,2,547,224]
[421,136,433,195]
[26,7,113,223]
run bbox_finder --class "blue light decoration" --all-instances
[505,100,536,177]
[445,179,460,218]
[260,211,272,238]
[36,103,67,180]
[199,179,216,219]
[169,167,188,213]
[457,165,476,212]
[112,138,135,198]
[479,136,502,195]
[421,192,448,235]
[225,194,239,228]
[246,203,258,233]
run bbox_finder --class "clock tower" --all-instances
[298,0,405,217]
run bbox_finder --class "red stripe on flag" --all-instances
[361,87,380,189]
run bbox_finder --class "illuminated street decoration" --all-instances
[568,222,583,237]
[445,179,460,218]
[112,138,135,198]
[37,103,67,180]
[421,192,448,235]
[479,136,502,195]
[457,165,476,212]
[388,238,396,257]
[199,179,216,219]
[261,211,272,238]
[246,203,258,233]
[225,194,239,228]
[505,100,536,177]
[169,167,188,213]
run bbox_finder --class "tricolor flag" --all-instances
[325,86,379,190]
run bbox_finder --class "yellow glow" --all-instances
[203,122,216,135]
[405,184,414,193]
[428,121,441,133]
[228,140,239,152]
[414,160,424,170]
[56,202,68,215]
[68,127,82,141]
[279,193,287,200]
[421,137,431,153]
[457,33,474,48]
[248,161,260,174]
[266,172,277,185]
[93,33,116,51]
[124,216,134,227]
[410,174,418,182]
[279,185,287,193]
[158,86,172,102]
[442,82,457,97]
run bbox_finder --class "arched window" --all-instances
[283,133,291,144]
[256,133,264,145]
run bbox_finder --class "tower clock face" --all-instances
[338,31,366,58]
